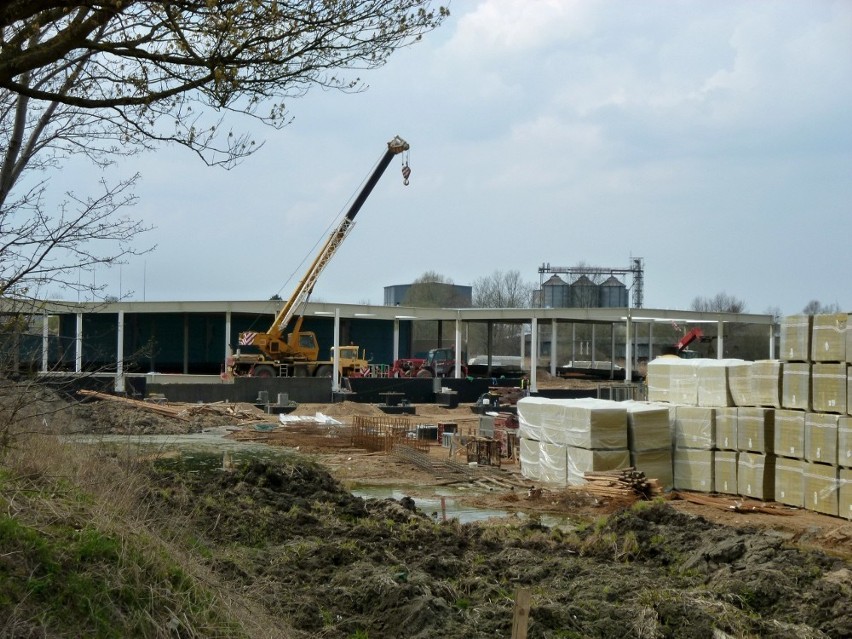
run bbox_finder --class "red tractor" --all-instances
[389,357,426,378]
[389,348,468,378]
[415,347,467,378]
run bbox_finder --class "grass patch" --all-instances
[0,425,283,638]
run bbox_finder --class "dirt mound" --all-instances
[68,400,201,434]
[288,400,386,419]
[146,457,852,638]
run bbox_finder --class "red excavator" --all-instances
[661,327,705,358]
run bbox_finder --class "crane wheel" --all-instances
[252,365,275,379]
[315,365,333,378]
[416,369,433,378]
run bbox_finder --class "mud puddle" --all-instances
[63,426,294,469]
[65,425,269,450]
[351,485,575,527]
[351,485,511,523]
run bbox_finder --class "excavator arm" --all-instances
[675,327,704,352]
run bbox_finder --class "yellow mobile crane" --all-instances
[228,136,410,378]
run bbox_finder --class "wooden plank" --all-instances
[77,389,190,421]
[511,587,531,639]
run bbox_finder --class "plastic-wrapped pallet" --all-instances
[646,357,675,403]
[812,363,848,414]
[774,410,806,460]
[849,323,852,366]
[647,357,701,405]
[566,447,631,486]
[519,437,541,482]
[623,401,671,451]
[517,404,542,442]
[738,452,775,501]
[538,442,568,484]
[840,417,852,468]
[697,359,747,407]
[630,449,673,491]
[715,451,738,495]
[781,362,811,411]
[805,413,838,465]
[673,449,715,492]
[715,407,738,451]
[668,358,701,405]
[780,314,812,362]
[775,458,805,508]
[727,361,754,407]
[674,406,715,450]
[804,462,839,516]
[516,397,627,449]
[737,407,774,454]
[751,360,783,408]
[811,313,848,363]
[841,468,852,520]
[848,374,852,414]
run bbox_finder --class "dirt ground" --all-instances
[56,385,852,637]
[227,398,852,560]
[145,444,852,638]
[68,376,852,561]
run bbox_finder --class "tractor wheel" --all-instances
[252,365,275,379]
[416,368,433,378]
[315,365,333,378]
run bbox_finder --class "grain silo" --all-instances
[599,275,628,308]
[541,274,570,308]
[569,275,599,308]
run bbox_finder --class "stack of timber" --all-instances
[76,390,269,425]
[582,467,662,500]
[78,389,191,421]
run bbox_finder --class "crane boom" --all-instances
[233,135,409,375]
[268,135,409,337]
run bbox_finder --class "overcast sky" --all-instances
[69,0,851,316]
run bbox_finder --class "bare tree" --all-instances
[764,305,783,324]
[473,270,533,308]
[1,2,447,299]
[690,292,748,314]
[404,271,467,308]
[1,175,151,300]
[1,2,447,167]
[802,300,842,315]
[468,270,533,357]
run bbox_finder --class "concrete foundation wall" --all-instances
[147,378,335,404]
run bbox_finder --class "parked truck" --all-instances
[227,136,410,378]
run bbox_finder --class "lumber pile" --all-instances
[76,390,268,425]
[78,389,190,421]
[582,467,662,500]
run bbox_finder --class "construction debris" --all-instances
[76,390,269,425]
[673,491,796,516]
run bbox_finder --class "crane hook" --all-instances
[401,147,411,186]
